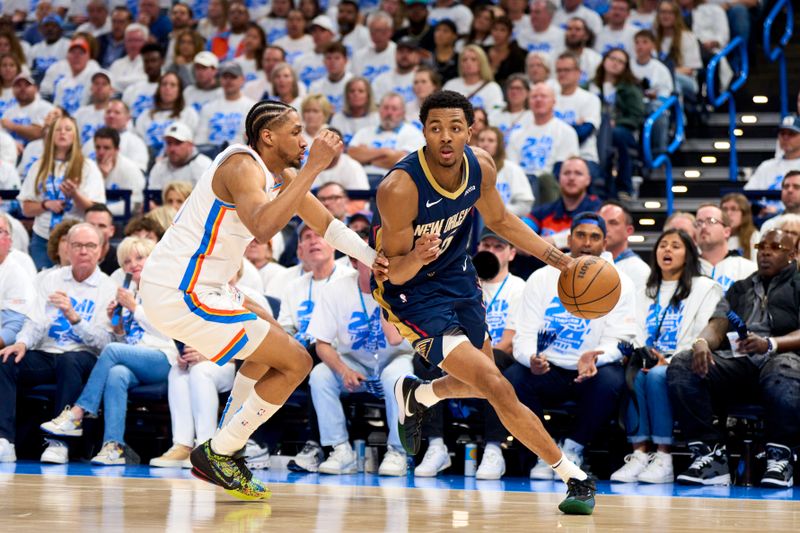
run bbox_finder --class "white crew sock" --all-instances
[414,383,441,407]
[217,373,257,430]
[211,389,281,456]
[428,437,445,448]
[552,453,588,483]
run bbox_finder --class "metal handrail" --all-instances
[707,36,749,182]
[642,95,684,215]
[763,0,794,118]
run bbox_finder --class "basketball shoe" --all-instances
[760,443,795,488]
[394,375,429,455]
[190,440,270,501]
[558,478,596,515]
[676,442,730,485]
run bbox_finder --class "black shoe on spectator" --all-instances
[760,443,795,488]
[676,442,731,485]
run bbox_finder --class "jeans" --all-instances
[726,4,750,72]
[485,361,626,446]
[625,365,673,445]
[29,233,52,271]
[675,72,699,102]
[309,354,413,449]
[667,350,800,446]
[0,350,96,442]
[610,126,638,197]
[75,343,171,444]
[645,100,669,156]
[168,361,235,447]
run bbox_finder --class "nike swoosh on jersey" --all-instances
[426,199,443,208]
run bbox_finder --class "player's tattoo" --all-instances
[543,246,570,269]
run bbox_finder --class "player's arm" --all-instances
[295,192,377,268]
[376,170,441,285]
[472,147,574,272]
[216,130,341,243]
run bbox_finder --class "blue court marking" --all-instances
[3,461,799,501]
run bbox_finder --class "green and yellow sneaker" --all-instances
[558,477,596,515]
[190,440,271,501]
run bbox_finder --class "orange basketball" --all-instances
[557,255,621,320]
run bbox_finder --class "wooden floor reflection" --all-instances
[2,473,799,532]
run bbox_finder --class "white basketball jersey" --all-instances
[142,144,279,292]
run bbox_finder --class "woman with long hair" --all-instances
[167,29,206,88]
[135,72,198,153]
[486,16,527,87]
[197,0,229,40]
[234,22,267,84]
[330,76,379,146]
[0,30,27,65]
[19,115,105,270]
[269,62,302,109]
[653,0,702,101]
[443,44,505,112]
[721,193,759,261]
[467,6,495,47]
[431,19,460,84]
[477,126,534,216]
[470,107,489,147]
[39,236,179,465]
[611,228,722,484]
[406,66,442,131]
[0,54,21,116]
[591,48,645,199]
[301,94,334,148]
[490,74,532,144]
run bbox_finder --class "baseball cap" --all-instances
[91,69,113,83]
[69,37,90,55]
[778,114,800,134]
[479,226,510,245]
[41,14,64,27]
[571,212,607,236]
[219,61,244,78]
[310,15,336,34]
[12,71,35,85]
[164,121,193,143]
[397,36,420,50]
[193,51,219,68]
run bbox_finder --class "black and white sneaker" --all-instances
[394,375,429,455]
[760,443,795,488]
[676,442,731,485]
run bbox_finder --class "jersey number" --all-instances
[440,235,454,254]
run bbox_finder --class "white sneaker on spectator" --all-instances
[150,443,192,468]
[563,445,584,468]
[610,451,650,483]
[529,458,555,480]
[41,439,68,464]
[40,406,82,437]
[378,447,407,476]
[319,443,357,475]
[91,441,126,465]
[476,446,505,480]
[414,443,451,477]
[638,451,674,483]
[0,438,15,462]
[288,441,324,473]
[244,439,271,470]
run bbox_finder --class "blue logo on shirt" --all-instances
[348,307,387,352]
[360,64,391,83]
[295,299,315,346]
[645,301,684,353]
[542,296,591,355]
[519,135,554,173]
[207,112,244,143]
[131,94,154,120]
[486,299,510,347]
[47,298,96,345]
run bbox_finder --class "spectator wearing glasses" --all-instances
[694,204,756,292]
[668,229,800,488]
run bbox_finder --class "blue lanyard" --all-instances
[308,265,336,301]
[615,249,636,263]
[484,274,509,311]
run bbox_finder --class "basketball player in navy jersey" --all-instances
[371,91,596,514]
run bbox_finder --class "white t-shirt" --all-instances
[233,56,259,84]
[307,270,413,369]
[700,254,757,293]
[255,261,287,300]
[330,112,379,146]
[309,72,353,113]
[76,18,111,37]
[577,48,602,87]
[594,24,637,56]
[341,25,371,58]
[30,38,71,75]
[555,87,601,163]
[0,256,36,337]
[260,17,290,46]
[273,35,314,67]
[507,117,580,176]
[745,157,800,192]
[660,32,703,70]
[277,264,353,346]
[482,273,526,347]
[109,54,146,92]
[239,257,265,294]
[4,97,53,147]
[442,78,505,112]
[135,107,200,151]
[615,251,651,307]
[122,80,158,121]
[84,130,150,171]
[118,292,180,364]
[350,42,396,83]
[0,87,15,119]
[349,121,426,175]
[631,57,675,99]
[429,4,474,35]
[243,71,272,102]
[294,52,326,89]
[18,159,106,239]
[195,95,257,146]
[516,25,565,58]
[314,153,369,190]
[372,70,416,105]
[0,160,20,189]
[105,153,146,216]
[554,5,604,37]
[265,262,303,301]
[52,64,101,115]
[184,85,224,113]
[16,266,117,354]
[489,109,533,145]
[18,138,42,178]
[148,151,213,189]
[497,159,534,217]
[628,9,656,30]
[691,4,729,48]
[74,104,107,145]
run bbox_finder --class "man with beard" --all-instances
[337,0,370,57]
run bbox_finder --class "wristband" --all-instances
[323,218,377,267]
[766,337,778,356]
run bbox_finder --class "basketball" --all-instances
[557,255,621,319]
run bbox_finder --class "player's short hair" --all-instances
[420,90,474,128]
[245,99,295,149]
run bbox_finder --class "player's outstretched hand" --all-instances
[413,233,441,266]
[306,128,343,171]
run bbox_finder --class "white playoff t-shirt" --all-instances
[555,87,601,163]
[195,95,256,146]
[482,273,526,348]
[350,43,396,83]
[507,117,579,176]
[349,122,426,175]
[442,78,505,112]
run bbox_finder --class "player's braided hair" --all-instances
[245,100,294,149]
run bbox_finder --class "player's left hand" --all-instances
[575,350,602,383]
[372,251,389,282]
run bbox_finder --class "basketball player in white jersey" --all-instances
[139,100,381,500]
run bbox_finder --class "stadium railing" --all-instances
[763,0,795,118]
[643,95,685,215]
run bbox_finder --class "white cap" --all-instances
[164,121,193,143]
[194,51,219,68]
[310,15,336,34]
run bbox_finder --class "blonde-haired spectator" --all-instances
[443,44,504,112]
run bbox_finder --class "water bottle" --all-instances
[354,439,366,473]
[464,443,477,477]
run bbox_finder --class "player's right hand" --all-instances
[412,233,441,265]
[306,129,343,170]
